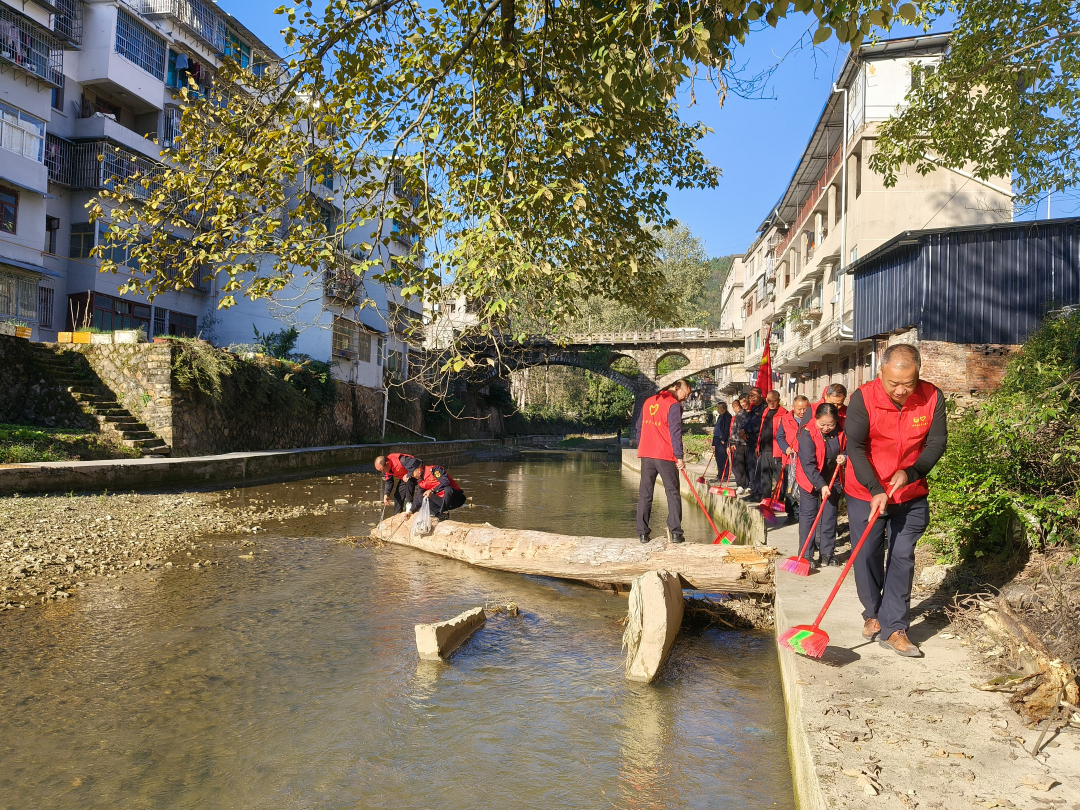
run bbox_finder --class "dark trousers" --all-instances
[731,444,748,488]
[712,441,729,481]
[847,496,930,640]
[759,454,784,502]
[798,485,841,559]
[636,457,682,536]
[412,487,466,516]
[748,447,763,499]
[391,479,416,514]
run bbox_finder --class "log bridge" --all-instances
[372,514,775,594]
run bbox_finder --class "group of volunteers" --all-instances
[636,344,948,659]
[373,453,467,517]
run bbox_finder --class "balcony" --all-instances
[74,108,163,161]
[0,4,63,88]
[54,0,82,46]
[72,140,162,199]
[142,0,226,53]
[324,257,364,301]
[45,133,73,186]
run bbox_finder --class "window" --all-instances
[910,62,926,91]
[377,337,385,366]
[51,79,64,112]
[115,9,167,81]
[0,186,17,233]
[70,223,94,258]
[225,30,251,69]
[332,316,354,358]
[168,309,196,337]
[356,330,372,362]
[38,286,54,328]
[850,246,858,263]
[0,272,38,320]
[153,307,167,337]
[45,216,59,253]
[0,102,45,162]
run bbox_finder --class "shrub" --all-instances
[927,309,1080,562]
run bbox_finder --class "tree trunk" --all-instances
[373,514,774,593]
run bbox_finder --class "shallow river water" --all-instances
[0,455,793,809]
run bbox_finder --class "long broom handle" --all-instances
[793,465,842,560]
[680,466,723,538]
[720,445,732,483]
[809,484,900,629]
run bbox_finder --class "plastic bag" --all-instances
[785,459,801,508]
[412,496,432,535]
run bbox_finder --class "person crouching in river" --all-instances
[412,464,467,517]
[374,453,421,514]
[795,402,847,568]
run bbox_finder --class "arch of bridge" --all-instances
[470,350,649,395]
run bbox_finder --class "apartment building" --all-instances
[422,286,481,350]
[714,257,748,396]
[0,0,423,386]
[735,34,1012,401]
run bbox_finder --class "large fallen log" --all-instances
[372,514,774,593]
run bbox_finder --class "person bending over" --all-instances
[374,452,421,514]
[412,464,467,517]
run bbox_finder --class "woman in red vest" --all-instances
[412,464,467,517]
[635,379,692,544]
[795,402,847,568]
[845,345,947,658]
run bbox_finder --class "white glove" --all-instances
[405,503,413,515]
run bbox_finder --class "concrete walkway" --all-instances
[770,518,1080,810]
[0,436,540,494]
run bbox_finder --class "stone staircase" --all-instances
[29,345,172,457]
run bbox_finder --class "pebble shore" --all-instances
[0,489,363,611]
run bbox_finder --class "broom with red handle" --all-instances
[779,483,899,658]
[778,464,841,576]
[680,466,727,544]
[695,451,715,485]
[758,467,787,524]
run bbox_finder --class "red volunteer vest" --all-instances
[795,422,847,492]
[844,378,940,504]
[757,406,788,457]
[417,465,462,492]
[385,452,412,481]
[637,391,679,462]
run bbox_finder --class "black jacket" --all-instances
[713,411,732,444]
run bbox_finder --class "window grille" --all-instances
[142,0,226,52]
[153,307,167,336]
[38,285,54,327]
[45,134,72,185]
[0,5,63,87]
[0,270,39,320]
[115,8,166,80]
[72,141,162,199]
[0,102,44,163]
[162,106,181,149]
[356,330,372,362]
[54,0,83,45]
[332,317,354,358]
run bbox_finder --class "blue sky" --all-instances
[217,3,1064,259]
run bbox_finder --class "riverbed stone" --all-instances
[623,569,683,684]
[414,606,486,661]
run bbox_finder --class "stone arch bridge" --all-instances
[468,327,744,431]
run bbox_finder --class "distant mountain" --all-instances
[702,255,736,329]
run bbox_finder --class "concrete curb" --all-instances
[415,606,487,661]
[0,435,547,495]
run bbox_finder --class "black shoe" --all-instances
[671,529,685,544]
[820,555,831,567]
[827,557,841,567]
[639,533,651,544]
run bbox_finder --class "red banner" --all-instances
[755,326,772,392]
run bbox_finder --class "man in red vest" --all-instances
[635,379,692,544]
[846,345,947,657]
[374,452,422,514]
[756,390,789,507]
[412,463,467,516]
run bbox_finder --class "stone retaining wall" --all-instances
[58,342,387,456]
[0,335,91,429]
